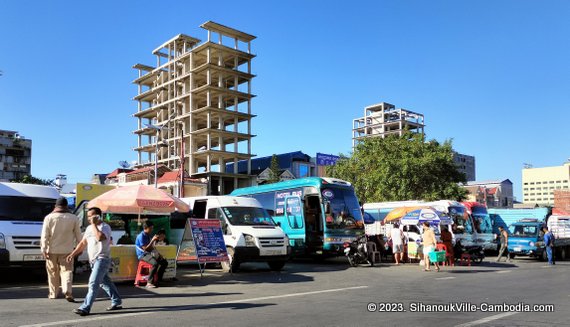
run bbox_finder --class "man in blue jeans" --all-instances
[543,226,555,265]
[67,207,122,316]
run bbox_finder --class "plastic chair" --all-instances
[436,243,454,266]
[459,253,471,266]
[134,261,157,286]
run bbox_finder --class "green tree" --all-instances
[10,175,54,186]
[326,134,467,203]
[267,154,281,184]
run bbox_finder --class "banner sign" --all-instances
[190,219,228,263]
[316,153,340,166]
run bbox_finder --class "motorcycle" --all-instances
[454,240,485,263]
[344,235,374,267]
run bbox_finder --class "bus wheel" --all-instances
[508,253,516,260]
[267,261,286,271]
[221,247,240,273]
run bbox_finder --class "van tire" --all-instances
[221,247,240,273]
[267,261,286,271]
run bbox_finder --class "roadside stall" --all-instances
[400,208,453,262]
[383,206,429,261]
[87,185,190,282]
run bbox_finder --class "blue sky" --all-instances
[1,0,569,200]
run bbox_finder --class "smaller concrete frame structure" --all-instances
[352,102,424,148]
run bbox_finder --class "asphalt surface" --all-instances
[0,257,568,327]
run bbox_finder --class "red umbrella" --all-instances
[87,185,189,215]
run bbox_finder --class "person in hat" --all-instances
[40,196,82,302]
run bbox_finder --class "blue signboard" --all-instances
[189,219,228,263]
[316,153,340,166]
[275,188,303,215]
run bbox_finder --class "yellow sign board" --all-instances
[76,183,116,206]
[109,245,177,282]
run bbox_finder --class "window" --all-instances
[556,181,561,183]
[530,188,535,190]
[530,182,535,185]
[524,188,528,191]
[524,182,528,185]
[550,181,555,184]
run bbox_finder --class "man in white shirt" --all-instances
[66,207,122,316]
[390,223,405,265]
[40,197,82,302]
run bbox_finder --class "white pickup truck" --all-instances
[181,196,290,272]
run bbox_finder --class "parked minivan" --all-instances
[181,196,290,272]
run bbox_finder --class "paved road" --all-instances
[1,257,568,327]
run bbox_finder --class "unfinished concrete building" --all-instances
[132,21,255,195]
[352,102,424,148]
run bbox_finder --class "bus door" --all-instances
[304,195,324,250]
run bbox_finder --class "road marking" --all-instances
[212,285,369,304]
[455,312,517,327]
[496,270,511,274]
[435,277,456,280]
[19,285,369,327]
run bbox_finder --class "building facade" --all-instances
[453,152,476,182]
[227,151,316,182]
[352,102,424,148]
[133,21,255,195]
[0,130,32,182]
[522,162,570,206]
[464,180,514,208]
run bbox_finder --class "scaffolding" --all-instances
[132,21,256,195]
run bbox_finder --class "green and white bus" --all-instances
[231,177,364,257]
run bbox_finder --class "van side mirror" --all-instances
[276,222,281,227]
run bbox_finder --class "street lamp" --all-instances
[145,123,169,188]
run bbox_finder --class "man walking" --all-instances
[67,207,122,316]
[543,226,555,265]
[496,226,511,263]
[40,197,82,302]
[135,221,168,288]
[389,223,404,265]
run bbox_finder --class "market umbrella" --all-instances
[87,185,190,224]
[400,208,451,226]
[384,206,428,222]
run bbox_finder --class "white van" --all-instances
[181,196,291,272]
[0,182,60,268]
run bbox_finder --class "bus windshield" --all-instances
[0,196,55,222]
[323,187,363,229]
[221,206,276,226]
[449,206,471,234]
[473,214,493,234]
[509,225,538,238]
